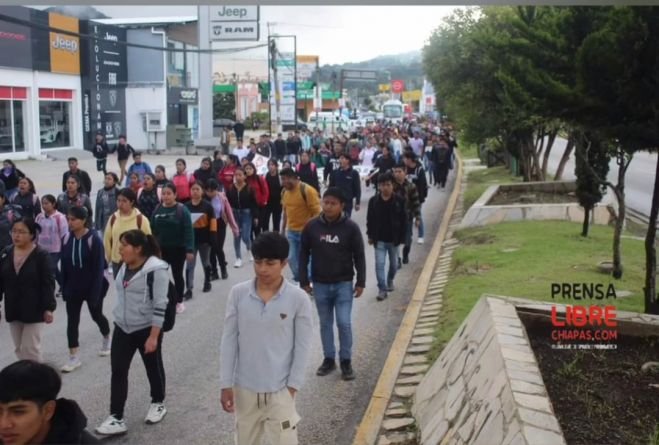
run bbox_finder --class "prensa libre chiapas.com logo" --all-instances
[550,283,618,350]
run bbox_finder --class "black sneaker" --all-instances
[397,257,402,270]
[340,360,355,381]
[376,290,388,301]
[221,268,229,280]
[203,281,212,293]
[316,358,336,376]
[210,271,220,281]
[402,255,409,265]
[183,290,193,301]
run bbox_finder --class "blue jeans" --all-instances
[418,206,424,239]
[344,203,353,218]
[287,230,302,282]
[233,208,252,260]
[313,281,354,360]
[375,242,398,291]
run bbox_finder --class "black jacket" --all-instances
[286,137,301,155]
[366,194,407,246]
[0,168,23,191]
[329,167,361,204]
[193,167,214,187]
[233,122,246,137]
[226,184,258,216]
[115,142,135,161]
[11,192,41,219]
[92,141,109,159]
[0,246,56,323]
[297,163,320,193]
[265,173,283,208]
[43,398,100,444]
[406,164,428,203]
[323,155,341,182]
[299,214,366,288]
[274,139,287,158]
[60,230,106,305]
[62,169,93,196]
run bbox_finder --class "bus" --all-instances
[382,99,404,124]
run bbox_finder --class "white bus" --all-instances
[382,99,404,124]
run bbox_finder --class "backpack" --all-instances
[108,212,144,250]
[146,271,177,332]
[281,182,308,205]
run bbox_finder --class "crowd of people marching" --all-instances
[0,118,457,445]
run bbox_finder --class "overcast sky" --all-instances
[90,5,456,65]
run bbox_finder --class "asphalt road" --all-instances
[545,137,656,217]
[0,152,455,445]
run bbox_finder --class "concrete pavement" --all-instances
[0,150,456,444]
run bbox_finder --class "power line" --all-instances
[0,13,268,54]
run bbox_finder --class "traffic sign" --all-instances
[391,79,405,94]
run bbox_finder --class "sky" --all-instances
[90,5,456,66]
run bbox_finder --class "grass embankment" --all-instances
[428,221,646,362]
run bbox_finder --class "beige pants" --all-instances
[234,386,301,445]
[9,322,44,362]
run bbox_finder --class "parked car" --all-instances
[213,118,235,128]
[282,118,308,132]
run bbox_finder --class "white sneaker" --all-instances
[418,238,425,245]
[96,415,127,436]
[249,254,254,262]
[61,356,81,373]
[145,403,167,425]
[99,337,111,357]
[176,302,186,314]
[234,259,243,268]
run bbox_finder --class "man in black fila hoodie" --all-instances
[299,187,366,381]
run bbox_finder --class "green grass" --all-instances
[458,143,479,160]
[428,220,647,362]
[463,165,521,210]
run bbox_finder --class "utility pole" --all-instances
[269,37,282,134]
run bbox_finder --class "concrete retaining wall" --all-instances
[461,181,616,228]
[411,296,566,445]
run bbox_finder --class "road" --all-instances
[545,137,656,217]
[0,151,455,444]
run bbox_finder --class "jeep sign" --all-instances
[52,34,78,53]
[168,87,198,105]
[209,5,259,22]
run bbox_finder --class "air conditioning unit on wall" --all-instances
[141,111,164,132]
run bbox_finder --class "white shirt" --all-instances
[360,147,377,168]
[232,147,250,161]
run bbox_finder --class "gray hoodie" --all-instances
[113,256,169,334]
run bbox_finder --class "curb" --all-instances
[352,154,465,445]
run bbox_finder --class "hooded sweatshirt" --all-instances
[60,230,105,304]
[299,213,366,288]
[42,398,99,444]
[36,211,69,254]
[95,186,119,231]
[103,209,152,263]
[113,256,169,334]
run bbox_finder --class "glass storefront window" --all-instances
[39,101,71,149]
[13,101,25,152]
[0,100,26,154]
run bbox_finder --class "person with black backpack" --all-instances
[96,229,172,437]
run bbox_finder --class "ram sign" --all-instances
[211,21,259,41]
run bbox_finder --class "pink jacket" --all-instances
[35,211,69,253]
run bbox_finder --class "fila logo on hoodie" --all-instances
[319,234,340,244]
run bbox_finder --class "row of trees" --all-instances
[423,6,659,314]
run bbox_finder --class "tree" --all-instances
[213,93,235,120]
[574,132,610,237]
